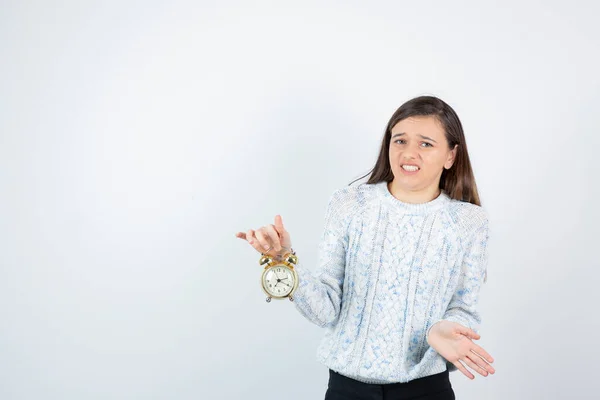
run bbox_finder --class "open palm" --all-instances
[427,320,496,380]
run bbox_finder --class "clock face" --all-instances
[262,264,296,297]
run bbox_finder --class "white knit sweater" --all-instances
[292,181,489,384]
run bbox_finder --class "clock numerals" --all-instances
[263,265,295,298]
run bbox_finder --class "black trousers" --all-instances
[324,369,455,400]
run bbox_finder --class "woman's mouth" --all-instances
[401,164,420,174]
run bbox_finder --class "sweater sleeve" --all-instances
[291,189,349,328]
[426,213,490,370]
[426,212,489,372]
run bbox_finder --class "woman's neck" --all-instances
[387,181,441,204]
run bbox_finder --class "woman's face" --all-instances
[389,116,457,194]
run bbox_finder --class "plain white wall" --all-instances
[1,0,598,399]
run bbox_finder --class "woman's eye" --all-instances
[394,139,432,147]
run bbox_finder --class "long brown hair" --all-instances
[350,95,481,206]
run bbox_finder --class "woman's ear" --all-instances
[444,144,458,169]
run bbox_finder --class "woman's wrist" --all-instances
[273,246,295,261]
[427,320,443,344]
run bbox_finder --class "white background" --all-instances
[1,0,598,399]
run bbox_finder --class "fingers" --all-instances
[255,226,282,252]
[245,229,262,253]
[469,349,495,374]
[237,226,281,255]
[453,360,474,380]
[458,326,481,340]
[274,215,286,235]
[462,354,489,377]
[467,345,496,374]
[237,215,291,256]
[245,229,268,254]
[454,343,496,379]
[264,224,282,252]
[274,215,292,250]
[468,331,481,340]
[254,229,272,251]
[470,343,494,364]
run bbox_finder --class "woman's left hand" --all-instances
[427,320,496,380]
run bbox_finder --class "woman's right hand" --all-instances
[427,320,495,379]
[235,215,293,258]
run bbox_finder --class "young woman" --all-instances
[236,95,495,399]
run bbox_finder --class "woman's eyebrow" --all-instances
[391,132,438,143]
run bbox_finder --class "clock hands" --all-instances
[270,270,292,294]
[273,275,291,289]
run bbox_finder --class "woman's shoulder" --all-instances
[326,182,377,217]
[330,182,374,201]
[445,198,489,234]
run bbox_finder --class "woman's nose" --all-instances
[401,144,421,159]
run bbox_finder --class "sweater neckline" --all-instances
[375,181,450,215]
